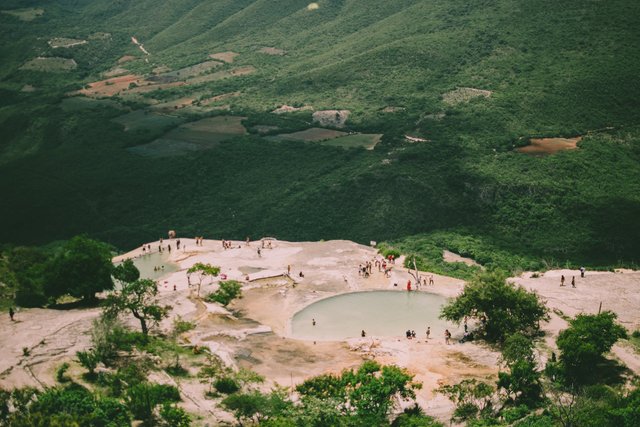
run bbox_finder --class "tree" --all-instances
[187,263,220,297]
[46,236,114,301]
[206,280,242,306]
[112,259,140,284]
[104,279,171,335]
[440,271,549,342]
[7,246,48,307]
[437,379,495,422]
[222,391,270,425]
[159,403,191,427]
[76,349,99,377]
[497,334,543,407]
[297,360,421,423]
[556,311,627,385]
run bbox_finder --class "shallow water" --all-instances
[291,290,459,341]
[115,251,179,280]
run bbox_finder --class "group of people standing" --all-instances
[404,326,451,344]
[560,267,586,288]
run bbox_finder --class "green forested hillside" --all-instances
[0,0,639,266]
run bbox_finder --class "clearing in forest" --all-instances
[48,38,87,48]
[186,66,255,85]
[117,55,136,64]
[442,87,492,105]
[102,67,129,77]
[268,129,381,150]
[319,133,382,150]
[158,60,223,80]
[517,136,582,155]
[76,74,142,97]
[209,51,239,63]
[112,110,184,132]
[21,57,77,72]
[382,106,406,113]
[258,47,286,55]
[199,91,241,105]
[147,97,196,112]
[312,110,350,128]
[129,116,247,157]
[272,105,313,114]
[252,125,279,134]
[442,250,481,267]
[1,8,43,21]
[180,116,246,135]
[268,128,347,142]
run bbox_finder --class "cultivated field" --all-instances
[209,51,239,63]
[77,74,142,97]
[268,127,347,142]
[318,133,382,150]
[442,87,492,105]
[517,136,582,155]
[111,110,184,132]
[20,57,77,72]
[158,60,223,80]
[1,7,43,21]
[258,47,286,55]
[48,37,87,48]
[128,116,247,157]
[186,66,255,85]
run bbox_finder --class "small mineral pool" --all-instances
[115,251,178,281]
[291,290,459,340]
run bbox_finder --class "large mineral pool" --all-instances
[291,290,458,340]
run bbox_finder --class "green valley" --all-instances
[0,0,639,268]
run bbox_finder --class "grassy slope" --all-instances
[0,0,638,266]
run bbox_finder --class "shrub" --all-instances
[160,403,191,427]
[206,280,242,306]
[165,364,190,377]
[502,405,531,423]
[126,383,180,422]
[76,349,99,376]
[215,377,240,394]
[173,316,196,335]
[56,363,70,383]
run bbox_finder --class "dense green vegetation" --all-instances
[0,236,116,308]
[436,281,638,427]
[0,0,638,268]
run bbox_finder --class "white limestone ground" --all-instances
[1,238,638,424]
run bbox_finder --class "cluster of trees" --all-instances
[217,360,442,427]
[1,236,116,307]
[437,271,637,426]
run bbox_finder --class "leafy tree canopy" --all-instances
[297,360,421,422]
[206,280,242,307]
[113,259,140,284]
[440,271,549,342]
[557,311,627,384]
[187,262,220,296]
[46,235,114,301]
[104,279,171,335]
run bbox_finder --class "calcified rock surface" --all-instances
[2,238,638,423]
